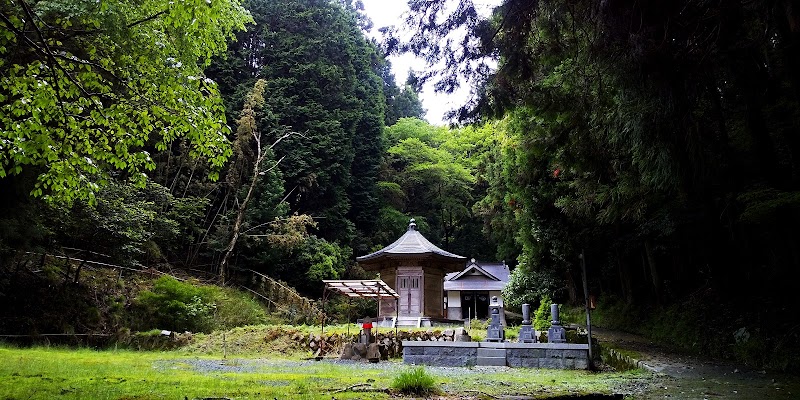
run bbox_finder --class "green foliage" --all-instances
[503,261,559,310]
[212,286,271,330]
[0,0,252,203]
[0,261,136,335]
[209,0,385,244]
[404,6,800,373]
[383,64,426,125]
[133,276,268,333]
[391,367,438,396]
[737,187,800,224]
[134,276,217,333]
[533,296,553,331]
[51,178,206,265]
[298,237,348,283]
[322,296,375,324]
[377,117,497,257]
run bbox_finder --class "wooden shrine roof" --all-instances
[323,279,399,298]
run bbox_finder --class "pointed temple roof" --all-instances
[356,219,466,262]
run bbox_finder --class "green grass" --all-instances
[391,367,438,395]
[0,346,390,399]
[0,345,646,399]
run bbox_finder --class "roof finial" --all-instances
[408,218,417,231]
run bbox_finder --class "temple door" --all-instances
[398,275,422,316]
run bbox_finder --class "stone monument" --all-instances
[484,296,505,342]
[547,303,566,343]
[518,303,536,343]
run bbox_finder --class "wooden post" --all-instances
[395,298,399,338]
[321,287,326,336]
[376,292,380,339]
[347,297,352,336]
[580,249,594,369]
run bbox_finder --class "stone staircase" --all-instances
[477,347,507,366]
[395,317,422,328]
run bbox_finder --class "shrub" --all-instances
[133,276,271,333]
[211,286,271,329]
[391,367,438,396]
[533,296,553,331]
[133,276,217,333]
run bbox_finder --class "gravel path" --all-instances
[590,327,800,399]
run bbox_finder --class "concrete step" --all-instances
[477,348,505,358]
[476,356,506,366]
[395,317,421,328]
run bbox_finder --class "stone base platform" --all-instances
[402,341,589,369]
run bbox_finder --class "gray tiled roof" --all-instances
[444,260,510,291]
[356,219,466,262]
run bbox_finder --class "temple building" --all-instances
[443,259,510,323]
[356,219,465,327]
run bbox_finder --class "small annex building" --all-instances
[444,259,510,323]
[356,219,465,327]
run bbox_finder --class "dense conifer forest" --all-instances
[1,0,799,371]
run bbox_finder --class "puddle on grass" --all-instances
[460,395,623,399]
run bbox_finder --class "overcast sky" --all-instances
[359,0,497,126]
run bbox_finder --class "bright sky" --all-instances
[359,0,498,126]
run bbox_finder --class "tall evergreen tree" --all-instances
[208,0,386,244]
[400,0,800,367]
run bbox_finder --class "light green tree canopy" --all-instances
[0,0,252,204]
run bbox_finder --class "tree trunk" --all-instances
[616,254,633,305]
[219,161,260,283]
[644,239,661,304]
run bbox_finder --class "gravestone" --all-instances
[547,303,566,343]
[485,296,505,342]
[518,303,536,343]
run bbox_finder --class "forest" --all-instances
[1,0,800,372]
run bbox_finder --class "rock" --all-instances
[456,334,472,342]
[340,343,354,360]
[353,343,367,357]
[367,343,380,362]
[443,329,454,337]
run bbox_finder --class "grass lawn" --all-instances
[0,345,647,399]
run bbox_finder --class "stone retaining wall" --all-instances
[308,329,466,358]
[403,341,479,367]
[402,341,590,369]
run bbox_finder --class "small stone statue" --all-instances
[361,316,373,344]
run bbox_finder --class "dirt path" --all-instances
[590,327,799,399]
